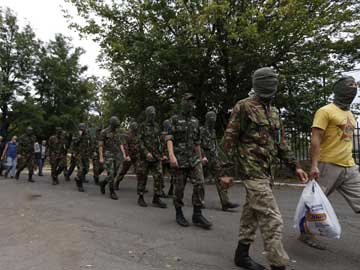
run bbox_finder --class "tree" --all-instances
[33,34,96,138]
[65,0,360,130]
[0,7,39,136]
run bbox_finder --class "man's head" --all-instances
[11,136,17,142]
[109,116,120,130]
[333,76,358,110]
[26,126,34,136]
[163,119,171,133]
[55,127,63,137]
[129,121,139,133]
[79,123,87,132]
[145,106,156,124]
[181,93,196,116]
[205,111,217,128]
[252,67,278,101]
[42,140,46,145]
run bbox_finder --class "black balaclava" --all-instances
[26,126,33,136]
[333,76,358,111]
[163,119,171,133]
[253,67,278,102]
[55,127,62,137]
[129,122,139,134]
[205,111,217,129]
[181,93,196,116]
[145,106,156,124]
[109,116,120,131]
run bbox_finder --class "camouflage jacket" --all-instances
[99,127,123,158]
[200,126,219,162]
[90,132,101,158]
[123,131,141,161]
[221,97,297,179]
[47,134,67,157]
[166,113,201,168]
[71,132,91,158]
[139,122,163,161]
[17,134,36,156]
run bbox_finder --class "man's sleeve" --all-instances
[312,108,329,130]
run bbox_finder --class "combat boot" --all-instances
[28,174,35,183]
[109,182,118,200]
[222,201,240,211]
[175,207,189,227]
[234,241,267,270]
[75,177,85,192]
[99,180,107,194]
[52,176,57,185]
[152,195,167,208]
[271,266,286,270]
[137,195,147,207]
[15,171,20,180]
[192,206,212,230]
[65,174,70,181]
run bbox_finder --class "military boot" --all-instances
[175,207,189,227]
[234,241,267,270]
[15,171,20,180]
[271,266,286,270]
[109,182,118,200]
[28,174,35,183]
[137,195,147,207]
[65,174,70,181]
[52,176,57,185]
[192,206,212,229]
[113,179,120,191]
[75,177,85,192]
[152,195,167,208]
[222,201,240,211]
[99,180,108,194]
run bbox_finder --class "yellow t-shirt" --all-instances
[312,103,356,167]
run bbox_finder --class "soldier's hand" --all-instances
[146,152,153,161]
[161,155,168,161]
[309,166,320,181]
[202,157,208,165]
[17,154,21,159]
[125,156,131,161]
[169,155,178,168]
[99,157,104,164]
[296,168,309,183]
[219,176,234,188]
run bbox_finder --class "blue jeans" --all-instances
[6,157,17,177]
[37,158,44,176]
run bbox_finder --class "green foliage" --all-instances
[65,0,360,131]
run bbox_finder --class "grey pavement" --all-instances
[0,173,359,270]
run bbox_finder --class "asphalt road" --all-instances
[0,172,359,270]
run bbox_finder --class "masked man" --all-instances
[300,76,360,249]
[166,93,212,229]
[220,67,308,270]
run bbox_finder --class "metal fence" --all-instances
[285,123,360,164]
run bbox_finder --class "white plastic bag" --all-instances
[294,180,341,239]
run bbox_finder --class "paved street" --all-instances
[0,173,359,270]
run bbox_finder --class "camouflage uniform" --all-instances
[91,129,104,184]
[137,121,164,196]
[114,131,140,187]
[166,114,205,208]
[99,124,123,199]
[200,125,231,207]
[71,128,91,191]
[222,96,298,267]
[47,132,68,184]
[16,132,36,180]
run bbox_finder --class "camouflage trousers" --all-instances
[76,156,90,181]
[49,155,66,179]
[136,159,162,196]
[103,155,120,186]
[92,156,104,179]
[64,154,77,178]
[204,159,230,206]
[173,162,205,208]
[239,178,289,267]
[16,154,35,175]
[115,159,136,183]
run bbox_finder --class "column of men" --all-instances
[3,67,360,270]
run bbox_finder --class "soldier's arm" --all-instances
[165,119,178,167]
[138,125,151,157]
[98,131,105,163]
